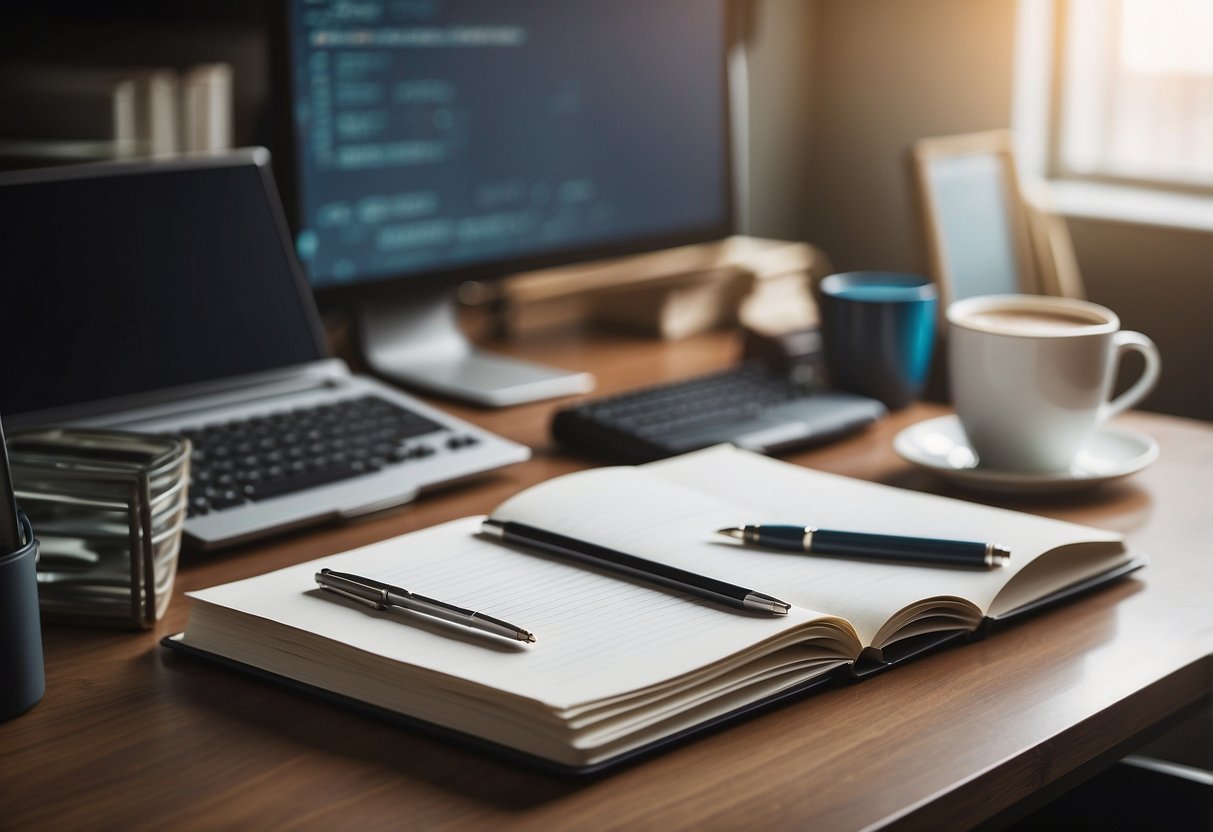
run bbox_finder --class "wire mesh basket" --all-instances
[9,429,190,629]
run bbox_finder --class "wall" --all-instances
[799,0,1020,271]
[739,0,818,242]
[1068,219,1213,419]
[745,0,1212,420]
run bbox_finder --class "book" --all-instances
[587,266,749,339]
[0,63,229,169]
[467,235,827,338]
[180,64,233,153]
[169,445,1140,772]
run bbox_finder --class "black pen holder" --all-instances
[0,512,44,720]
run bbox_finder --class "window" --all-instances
[1055,0,1213,190]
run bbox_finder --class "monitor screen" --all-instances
[279,0,733,295]
[0,155,326,419]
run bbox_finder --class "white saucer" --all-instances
[893,415,1159,495]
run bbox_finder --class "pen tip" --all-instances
[716,527,745,540]
[743,593,791,615]
[523,632,537,643]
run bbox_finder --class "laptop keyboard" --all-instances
[552,363,884,463]
[182,395,477,517]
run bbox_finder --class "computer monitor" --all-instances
[274,0,735,406]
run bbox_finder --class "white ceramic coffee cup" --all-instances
[947,294,1160,473]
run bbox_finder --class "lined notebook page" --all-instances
[493,446,1127,647]
[187,516,845,711]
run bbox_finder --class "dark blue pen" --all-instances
[717,525,1010,568]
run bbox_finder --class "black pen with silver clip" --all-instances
[314,568,536,643]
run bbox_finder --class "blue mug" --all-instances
[818,272,937,410]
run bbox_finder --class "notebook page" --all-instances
[493,447,1126,647]
[187,516,848,712]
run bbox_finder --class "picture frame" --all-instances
[909,129,1041,315]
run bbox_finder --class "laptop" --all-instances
[0,149,529,549]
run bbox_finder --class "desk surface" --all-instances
[2,328,1211,830]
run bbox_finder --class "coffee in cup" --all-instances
[947,295,1160,473]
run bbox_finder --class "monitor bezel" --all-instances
[269,0,738,309]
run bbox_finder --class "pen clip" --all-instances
[318,583,387,610]
[315,569,388,610]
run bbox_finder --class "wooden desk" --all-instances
[2,329,1210,830]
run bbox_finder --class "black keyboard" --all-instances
[182,395,478,517]
[552,364,886,463]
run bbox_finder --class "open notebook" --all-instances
[168,446,1142,772]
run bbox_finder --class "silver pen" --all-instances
[314,568,536,643]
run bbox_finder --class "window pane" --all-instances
[1060,0,1213,187]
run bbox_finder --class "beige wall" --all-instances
[745,0,1213,420]
[1067,219,1213,419]
[740,0,818,240]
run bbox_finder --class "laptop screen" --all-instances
[0,154,327,419]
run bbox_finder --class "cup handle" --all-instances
[1103,330,1161,420]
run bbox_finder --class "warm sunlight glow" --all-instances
[1062,0,1213,186]
[1120,0,1213,75]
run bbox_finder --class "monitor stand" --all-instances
[355,286,595,407]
